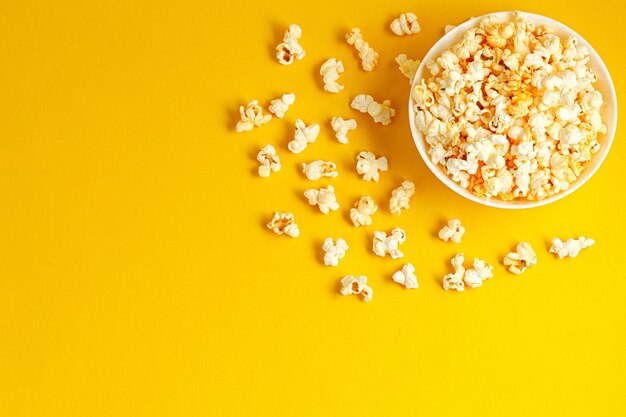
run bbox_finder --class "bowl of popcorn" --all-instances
[409,11,617,208]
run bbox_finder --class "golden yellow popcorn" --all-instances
[276,24,305,65]
[351,94,395,125]
[235,100,272,132]
[390,13,421,36]
[257,144,281,178]
[320,58,344,93]
[267,212,300,238]
[346,28,379,71]
[396,54,421,84]
[503,242,537,274]
[349,195,378,227]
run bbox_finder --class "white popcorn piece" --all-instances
[356,151,388,182]
[444,24,456,34]
[322,238,349,266]
[549,236,595,259]
[389,180,415,215]
[463,258,494,288]
[331,117,357,144]
[346,28,379,71]
[340,275,373,302]
[320,58,345,93]
[304,185,339,214]
[392,263,419,289]
[373,228,406,259]
[351,94,396,125]
[438,218,465,243]
[503,242,537,274]
[301,160,338,181]
[443,253,465,291]
[396,54,421,83]
[235,100,272,132]
[268,93,295,118]
[288,119,320,154]
[349,195,378,227]
[276,24,305,65]
[390,12,421,36]
[257,144,281,177]
[267,211,300,238]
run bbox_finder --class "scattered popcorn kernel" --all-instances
[351,94,396,125]
[301,160,338,181]
[390,12,421,36]
[331,117,357,144]
[346,28,379,71]
[444,24,456,33]
[373,228,406,259]
[323,237,349,266]
[396,54,421,83]
[257,144,281,177]
[235,100,272,132]
[443,253,465,291]
[503,242,537,274]
[267,211,300,237]
[463,258,494,288]
[392,263,419,289]
[356,151,388,182]
[389,180,415,215]
[304,185,339,214]
[340,275,373,302]
[288,119,320,154]
[549,236,595,259]
[438,218,465,243]
[268,93,295,118]
[320,58,345,93]
[349,195,378,227]
[276,24,305,65]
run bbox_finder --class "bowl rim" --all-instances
[407,10,618,209]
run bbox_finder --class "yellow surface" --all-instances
[0,0,625,416]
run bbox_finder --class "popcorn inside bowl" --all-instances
[410,12,607,202]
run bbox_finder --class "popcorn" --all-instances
[411,13,606,201]
[301,160,338,181]
[438,218,465,243]
[331,117,357,144]
[349,195,378,227]
[320,58,344,93]
[356,151,388,182]
[267,211,300,237]
[443,253,465,291]
[389,180,415,215]
[392,263,419,289]
[340,275,373,302]
[268,93,295,118]
[276,24,305,65]
[288,119,320,153]
[390,13,421,36]
[304,185,339,214]
[503,242,537,274]
[463,258,494,288]
[396,54,421,83]
[257,144,281,177]
[444,24,456,34]
[235,100,272,132]
[373,228,406,259]
[346,28,379,71]
[351,94,395,125]
[322,237,349,266]
[549,236,595,259]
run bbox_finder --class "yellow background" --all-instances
[0,0,625,415]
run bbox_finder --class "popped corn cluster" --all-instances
[356,151,388,182]
[549,236,594,259]
[330,117,357,144]
[443,253,494,291]
[268,93,296,118]
[320,58,345,93]
[323,238,349,266]
[392,263,419,289]
[288,119,320,154]
[276,24,305,65]
[411,13,606,201]
[350,195,377,227]
[346,28,379,71]
[257,144,281,177]
[301,160,338,181]
[351,94,396,126]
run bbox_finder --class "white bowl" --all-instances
[408,11,617,209]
